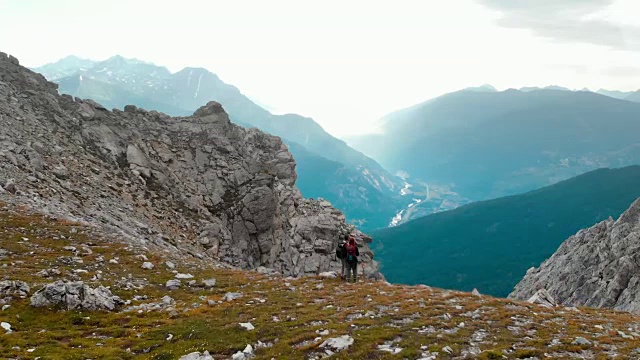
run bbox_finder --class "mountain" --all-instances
[624,89,640,103]
[33,56,406,230]
[349,89,640,202]
[520,85,572,92]
[462,84,497,92]
[511,196,640,313]
[371,166,640,297]
[0,51,381,278]
[33,54,96,80]
[7,52,640,359]
[595,88,636,100]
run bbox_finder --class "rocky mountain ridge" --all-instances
[511,197,640,313]
[34,55,408,231]
[0,52,381,279]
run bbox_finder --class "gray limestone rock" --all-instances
[0,280,30,298]
[0,53,383,281]
[3,179,16,194]
[526,289,557,308]
[201,279,216,288]
[30,281,124,311]
[179,351,214,360]
[511,198,640,313]
[320,335,354,352]
[166,279,181,290]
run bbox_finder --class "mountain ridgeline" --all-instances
[33,55,408,231]
[510,196,640,313]
[0,51,382,279]
[372,166,640,297]
[349,88,640,203]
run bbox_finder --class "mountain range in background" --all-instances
[33,56,640,231]
[372,166,640,297]
[348,87,640,208]
[33,55,410,231]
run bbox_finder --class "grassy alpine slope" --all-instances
[4,201,640,359]
[372,166,640,297]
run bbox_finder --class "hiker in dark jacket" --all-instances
[337,234,349,280]
[344,236,359,283]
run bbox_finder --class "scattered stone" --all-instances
[618,330,634,339]
[319,271,338,279]
[166,279,181,290]
[572,337,592,346]
[3,179,16,194]
[178,351,213,360]
[378,344,403,354]
[232,344,254,359]
[1,322,11,333]
[320,335,354,352]
[175,273,194,279]
[141,262,154,270]
[256,266,279,275]
[239,322,255,331]
[51,165,69,180]
[165,261,176,269]
[224,292,243,301]
[201,278,216,288]
[442,346,453,354]
[30,281,123,311]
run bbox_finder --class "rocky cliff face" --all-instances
[0,52,381,279]
[510,197,640,312]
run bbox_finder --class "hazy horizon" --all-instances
[3,0,640,136]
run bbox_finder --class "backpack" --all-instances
[336,243,347,259]
[346,244,357,264]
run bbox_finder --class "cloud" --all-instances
[479,0,640,51]
[603,66,640,77]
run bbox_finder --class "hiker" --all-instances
[345,235,359,283]
[336,234,348,280]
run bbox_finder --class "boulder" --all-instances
[320,335,354,351]
[319,271,338,279]
[30,281,124,311]
[51,165,69,180]
[224,292,243,301]
[166,279,181,290]
[201,279,216,288]
[178,351,214,360]
[526,289,557,308]
[0,280,30,298]
[3,179,16,194]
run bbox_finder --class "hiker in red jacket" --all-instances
[344,236,359,283]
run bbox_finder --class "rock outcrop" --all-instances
[0,52,381,279]
[30,281,124,311]
[510,197,640,312]
[0,280,30,299]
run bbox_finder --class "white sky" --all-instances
[1,0,640,136]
